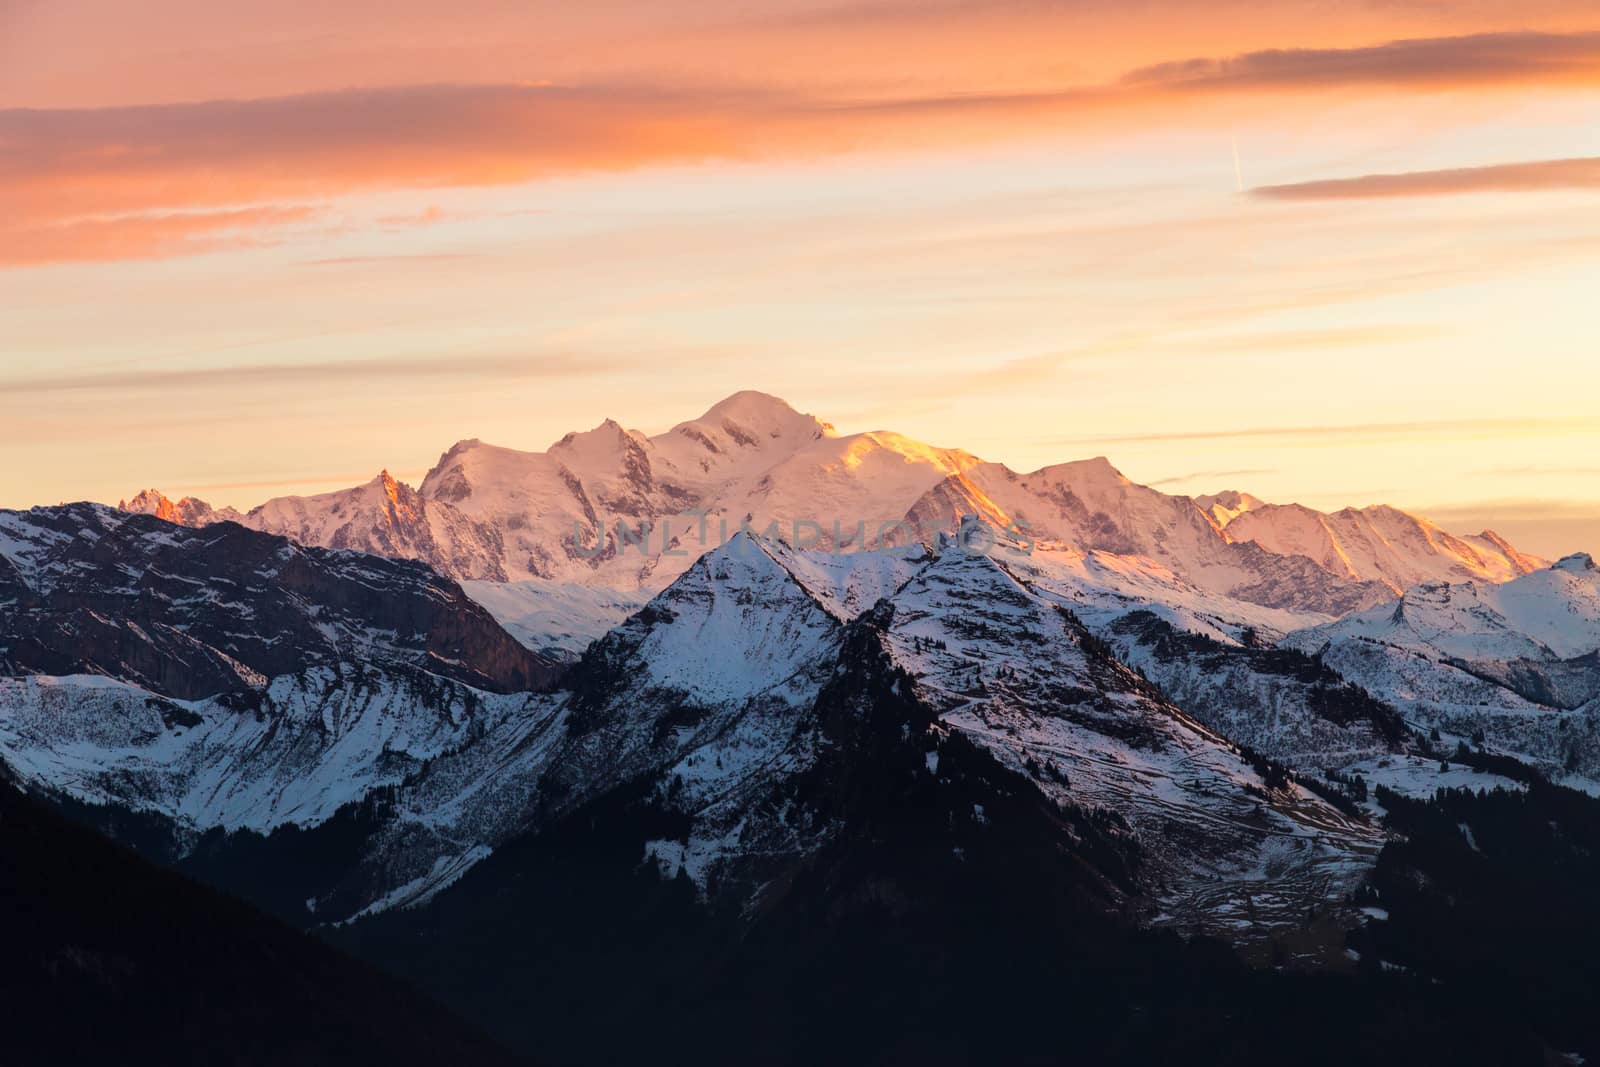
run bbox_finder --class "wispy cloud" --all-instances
[0,206,319,266]
[1124,31,1600,92]
[1473,464,1600,477]
[302,252,487,267]
[1254,156,1600,200]
[1173,325,1444,353]
[1044,415,1600,447]
[1148,468,1275,487]
[0,351,645,395]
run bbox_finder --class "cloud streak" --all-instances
[1148,468,1275,487]
[0,206,320,266]
[0,351,647,395]
[1045,416,1600,448]
[1124,31,1600,91]
[1252,156,1600,200]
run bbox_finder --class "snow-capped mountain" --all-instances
[1285,553,1600,781]
[902,458,1393,616]
[1295,552,1600,670]
[17,391,1581,953]
[122,392,982,589]
[1221,501,1544,595]
[114,392,1545,622]
[243,469,509,582]
[414,391,983,586]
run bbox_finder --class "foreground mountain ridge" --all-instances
[1,509,1382,938]
[116,391,1544,615]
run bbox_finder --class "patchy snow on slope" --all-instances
[1341,754,1529,808]
[0,670,532,833]
[463,579,645,658]
[832,540,1386,939]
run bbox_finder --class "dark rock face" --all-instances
[0,504,559,699]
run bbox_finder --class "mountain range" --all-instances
[5,391,1597,1064]
[120,392,1543,615]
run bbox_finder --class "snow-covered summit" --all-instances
[316,393,974,585]
[672,389,835,450]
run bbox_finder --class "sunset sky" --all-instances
[3,1,1598,556]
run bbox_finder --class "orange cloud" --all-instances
[8,30,1600,264]
[1125,30,1600,91]
[11,1,1599,109]
[0,206,319,266]
[1253,156,1600,199]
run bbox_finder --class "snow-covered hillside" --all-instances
[0,503,568,852]
[0,670,536,832]
[434,530,1374,948]
[460,580,646,659]
[1295,553,1600,667]
[1286,554,1600,782]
